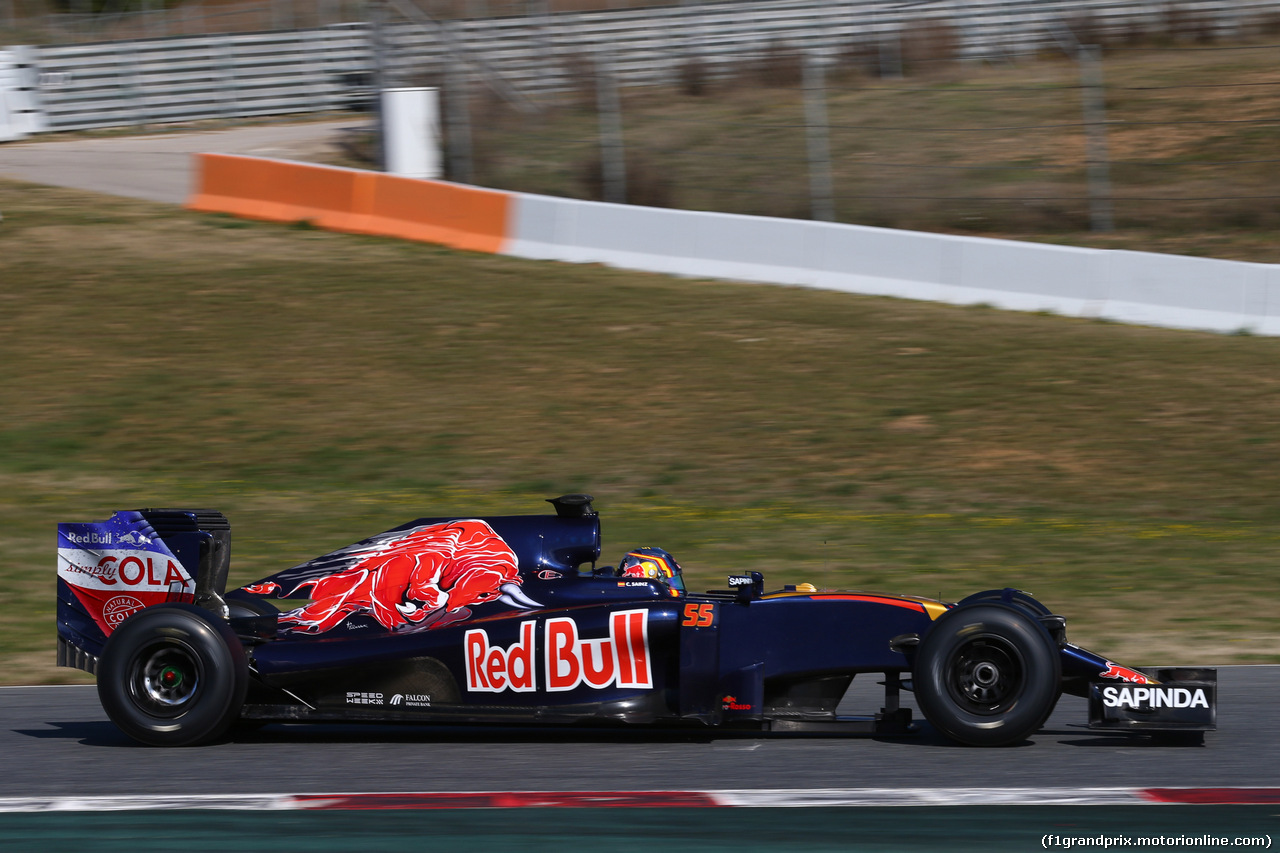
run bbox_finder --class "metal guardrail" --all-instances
[7,0,1280,133]
[28,25,369,132]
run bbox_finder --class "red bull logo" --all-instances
[57,525,195,637]
[276,519,538,634]
[1098,661,1152,684]
[465,610,653,694]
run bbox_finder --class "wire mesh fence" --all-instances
[447,35,1280,235]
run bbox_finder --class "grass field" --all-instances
[3,175,1279,686]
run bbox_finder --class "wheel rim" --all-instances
[944,635,1025,715]
[128,641,201,716]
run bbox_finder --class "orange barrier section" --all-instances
[363,173,510,254]
[185,153,512,254]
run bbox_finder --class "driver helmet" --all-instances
[617,547,685,596]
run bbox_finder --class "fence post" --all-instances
[874,7,902,79]
[595,55,626,204]
[529,0,556,80]
[803,52,835,222]
[372,0,390,170]
[446,65,473,183]
[1079,44,1114,232]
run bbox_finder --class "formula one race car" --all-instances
[55,496,1216,747]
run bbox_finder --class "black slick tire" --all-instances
[96,603,248,747]
[913,603,1061,747]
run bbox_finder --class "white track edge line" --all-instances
[0,788,1161,812]
[710,788,1153,807]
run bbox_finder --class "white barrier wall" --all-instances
[506,194,1280,336]
[0,47,44,142]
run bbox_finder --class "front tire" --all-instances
[914,603,1061,747]
[97,604,248,747]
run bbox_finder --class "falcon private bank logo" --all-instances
[465,610,652,693]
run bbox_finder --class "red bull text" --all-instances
[466,610,653,693]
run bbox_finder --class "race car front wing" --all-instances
[1088,667,1217,734]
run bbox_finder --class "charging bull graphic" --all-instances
[1098,661,1152,684]
[251,519,539,634]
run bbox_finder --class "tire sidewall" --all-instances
[97,604,247,747]
[914,603,1061,747]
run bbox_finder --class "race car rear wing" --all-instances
[56,509,233,673]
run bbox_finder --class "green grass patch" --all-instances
[2,179,1279,683]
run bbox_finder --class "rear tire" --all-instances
[97,604,248,747]
[914,603,1061,747]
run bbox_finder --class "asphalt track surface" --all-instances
[4,667,1277,797]
[6,671,1280,851]
[0,118,364,204]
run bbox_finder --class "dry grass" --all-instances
[2,179,1280,682]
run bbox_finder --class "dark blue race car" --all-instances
[55,495,1216,747]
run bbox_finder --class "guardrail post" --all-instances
[1079,44,1114,232]
[803,51,835,222]
[213,41,240,118]
[305,29,328,112]
[115,48,150,129]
